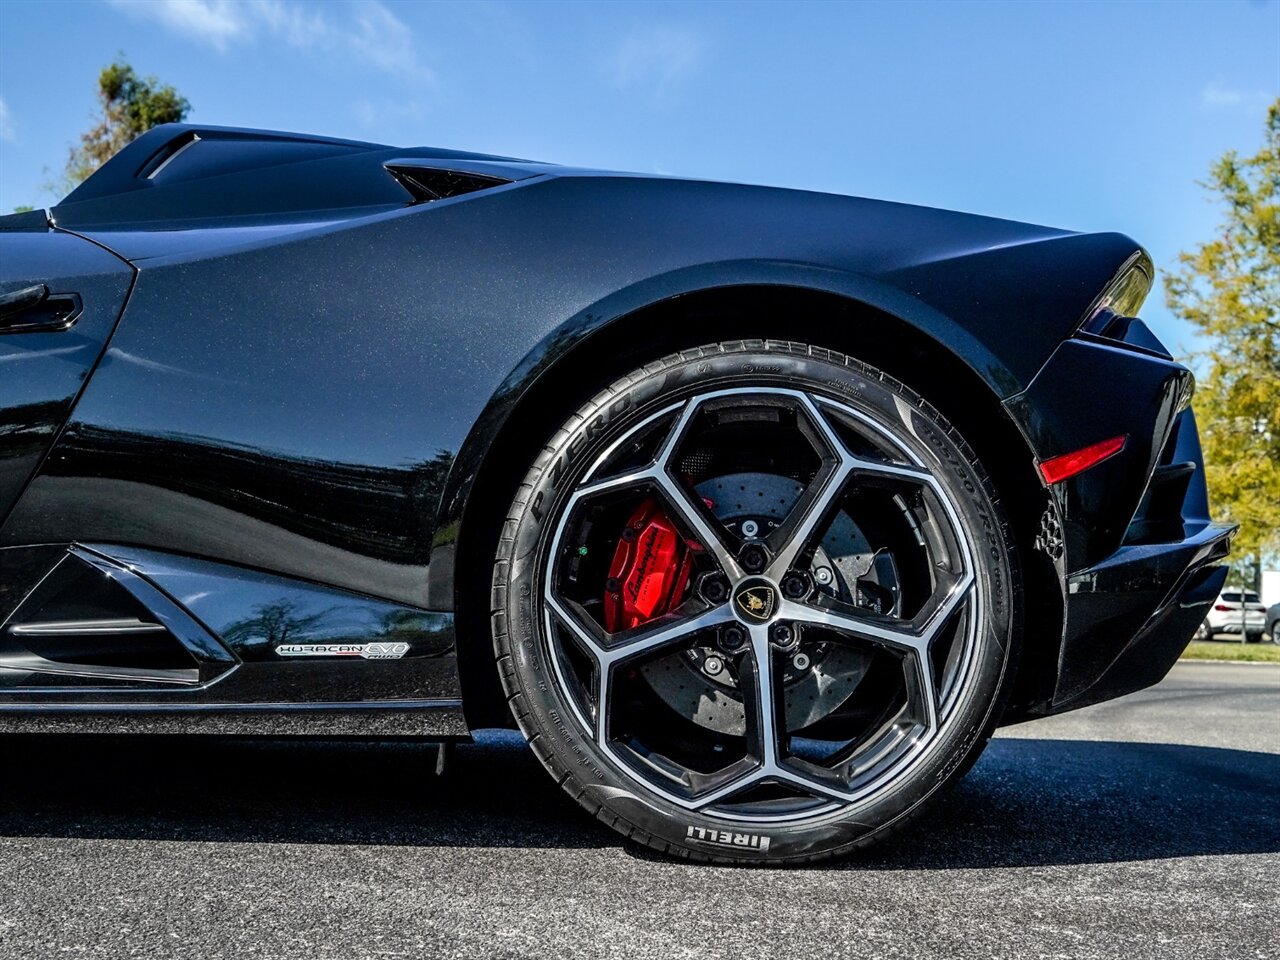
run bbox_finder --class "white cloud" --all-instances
[108,0,247,51]
[1200,80,1273,109]
[346,2,423,80]
[0,96,13,142]
[106,0,430,80]
[611,25,705,94]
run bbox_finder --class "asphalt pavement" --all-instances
[0,661,1276,959]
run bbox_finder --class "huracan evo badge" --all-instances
[734,583,776,622]
[275,642,409,660]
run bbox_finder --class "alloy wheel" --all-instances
[539,386,979,823]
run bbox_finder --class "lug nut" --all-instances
[781,571,812,600]
[720,623,748,652]
[697,572,730,604]
[739,543,769,574]
[769,622,797,650]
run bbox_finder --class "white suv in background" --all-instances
[1197,589,1268,642]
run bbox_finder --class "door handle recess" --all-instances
[0,283,83,333]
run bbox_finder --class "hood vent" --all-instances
[386,164,511,204]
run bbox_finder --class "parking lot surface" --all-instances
[0,661,1276,959]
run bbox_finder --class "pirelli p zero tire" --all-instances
[492,341,1020,864]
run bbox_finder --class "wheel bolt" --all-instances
[739,543,768,573]
[781,571,812,600]
[720,623,748,652]
[769,622,797,650]
[697,572,730,604]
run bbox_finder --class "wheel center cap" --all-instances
[733,578,778,624]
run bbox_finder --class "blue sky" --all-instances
[1,0,1277,351]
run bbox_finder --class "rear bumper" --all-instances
[1048,521,1232,711]
[1003,333,1236,718]
[1207,612,1267,633]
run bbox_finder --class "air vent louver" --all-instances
[0,552,201,684]
[385,164,511,204]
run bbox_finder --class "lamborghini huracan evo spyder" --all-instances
[0,125,1233,863]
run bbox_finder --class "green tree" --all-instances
[1165,98,1280,587]
[57,57,190,195]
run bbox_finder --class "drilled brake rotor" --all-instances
[638,472,886,736]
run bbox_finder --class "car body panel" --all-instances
[0,228,133,523]
[17,170,1139,610]
[0,124,1234,732]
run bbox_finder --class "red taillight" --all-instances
[1214,604,1231,611]
[1039,435,1128,485]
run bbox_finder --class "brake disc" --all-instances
[639,472,882,736]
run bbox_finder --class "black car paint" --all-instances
[0,124,1233,732]
[0,229,133,521]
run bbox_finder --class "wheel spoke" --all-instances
[576,397,743,579]
[650,398,743,577]
[849,457,933,482]
[545,593,609,658]
[600,600,734,667]
[904,639,939,733]
[777,575,973,735]
[762,393,935,581]
[778,595,931,656]
[919,569,975,638]
[758,394,848,579]
[687,756,763,809]
[651,468,743,579]
[738,624,782,768]
[547,592,733,668]
[572,466,658,502]
[591,601,733,745]
[762,459,846,580]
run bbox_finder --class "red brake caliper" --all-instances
[604,498,699,632]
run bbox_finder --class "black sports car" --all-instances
[0,125,1233,863]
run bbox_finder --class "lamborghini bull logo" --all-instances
[734,582,776,622]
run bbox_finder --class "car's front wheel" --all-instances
[492,341,1020,863]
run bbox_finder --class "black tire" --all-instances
[491,341,1020,864]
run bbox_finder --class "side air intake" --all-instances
[0,548,234,686]
[385,164,512,204]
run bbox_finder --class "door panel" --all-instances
[0,227,134,524]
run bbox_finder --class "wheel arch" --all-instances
[444,274,1059,728]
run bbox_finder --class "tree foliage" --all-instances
[1165,99,1280,568]
[58,57,190,196]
